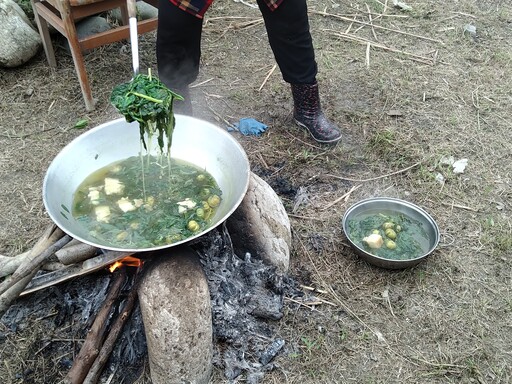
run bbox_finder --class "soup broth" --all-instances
[347,210,430,260]
[72,155,222,248]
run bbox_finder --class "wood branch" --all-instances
[287,213,325,222]
[0,234,72,296]
[322,184,362,211]
[62,238,83,248]
[300,285,328,294]
[365,3,379,41]
[0,223,60,285]
[204,97,237,130]
[83,273,139,384]
[326,30,436,65]
[21,251,136,297]
[258,64,276,91]
[440,201,479,212]
[64,269,127,384]
[0,224,66,318]
[42,261,67,272]
[284,296,321,312]
[0,235,72,317]
[326,161,421,183]
[21,264,85,297]
[0,251,29,277]
[232,18,264,30]
[0,237,81,276]
[0,224,63,277]
[56,243,98,265]
[190,77,214,88]
[365,42,371,68]
[312,10,444,44]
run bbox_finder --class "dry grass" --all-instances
[1,0,512,383]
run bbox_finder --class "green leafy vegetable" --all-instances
[74,119,88,129]
[72,155,222,248]
[110,71,183,155]
[347,211,429,260]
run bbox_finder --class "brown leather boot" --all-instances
[291,82,342,144]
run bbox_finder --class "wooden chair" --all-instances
[30,0,158,111]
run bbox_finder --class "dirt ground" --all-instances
[1,0,512,383]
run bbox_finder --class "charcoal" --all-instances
[259,338,285,365]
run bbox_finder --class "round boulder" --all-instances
[138,246,213,384]
[226,172,291,273]
[0,0,41,67]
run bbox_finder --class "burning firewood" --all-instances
[20,251,136,297]
[83,270,140,384]
[64,268,128,384]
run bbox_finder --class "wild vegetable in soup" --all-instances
[347,211,430,260]
[72,155,222,248]
[110,70,183,155]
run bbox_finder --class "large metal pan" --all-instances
[43,115,250,252]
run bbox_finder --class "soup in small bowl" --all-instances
[342,197,440,269]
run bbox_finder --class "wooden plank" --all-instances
[20,251,134,296]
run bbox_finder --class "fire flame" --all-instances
[109,256,143,273]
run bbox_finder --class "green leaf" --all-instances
[110,70,182,155]
[74,119,89,129]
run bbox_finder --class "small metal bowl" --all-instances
[342,197,440,269]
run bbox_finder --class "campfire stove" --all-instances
[0,171,302,384]
[1,224,295,384]
[2,112,299,382]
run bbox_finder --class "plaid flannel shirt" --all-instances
[169,0,284,18]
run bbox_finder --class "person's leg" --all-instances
[256,0,316,84]
[157,0,203,114]
[257,0,341,143]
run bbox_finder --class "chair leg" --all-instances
[73,55,96,112]
[31,0,57,67]
[60,2,96,111]
[120,4,129,25]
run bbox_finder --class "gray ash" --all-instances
[192,224,302,382]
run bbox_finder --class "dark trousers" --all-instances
[156,0,318,90]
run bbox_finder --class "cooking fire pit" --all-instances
[0,116,301,383]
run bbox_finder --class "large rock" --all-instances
[0,0,41,67]
[110,2,158,23]
[226,172,291,273]
[138,246,213,384]
[76,16,111,40]
[62,16,111,53]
